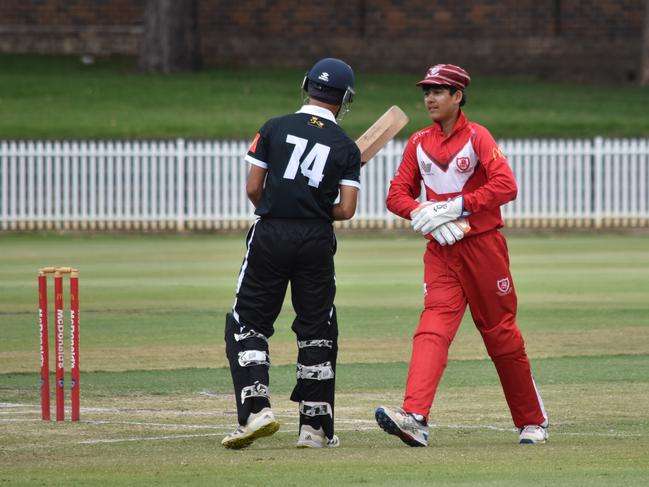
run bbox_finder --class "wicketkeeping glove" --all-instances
[431,218,471,246]
[411,196,467,235]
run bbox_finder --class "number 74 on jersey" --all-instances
[282,105,409,188]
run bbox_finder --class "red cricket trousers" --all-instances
[402,230,547,428]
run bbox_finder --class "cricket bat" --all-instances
[356,105,409,166]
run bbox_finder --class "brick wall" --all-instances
[0,0,144,55]
[0,0,644,81]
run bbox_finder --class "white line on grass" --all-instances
[80,406,237,417]
[75,425,644,446]
[560,431,644,437]
[0,403,638,440]
[439,423,515,432]
[83,416,376,430]
[4,410,644,440]
[2,419,641,451]
[77,425,380,445]
[85,420,224,430]
[0,410,40,415]
[78,433,224,444]
[0,418,43,422]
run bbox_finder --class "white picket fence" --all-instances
[1,138,648,231]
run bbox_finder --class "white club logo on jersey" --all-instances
[318,72,330,82]
[496,278,512,296]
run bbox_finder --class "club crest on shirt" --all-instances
[456,157,471,172]
[308,116,325,129]
[496,278,512,296]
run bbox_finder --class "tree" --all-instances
[138,0,202,73]
[642,0,649,84]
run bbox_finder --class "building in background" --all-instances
[0,0,646,82]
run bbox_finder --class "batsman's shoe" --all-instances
[296,425,340,448]
[375,406,428,447]
[518,425,548,444]
[221,407,280,449]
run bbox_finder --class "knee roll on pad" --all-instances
[293,336,337,390]
[295,338,336,382]
[225,314,270,368]
[297,339,333,349]
[238,349,270,367]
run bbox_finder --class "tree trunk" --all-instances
[642,0,649,84]
[138,0,202,73]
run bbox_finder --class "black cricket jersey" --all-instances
[245,105,361,221]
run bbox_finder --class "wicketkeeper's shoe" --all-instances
[221,407,280,449]
[375,406,429,447]
[518,425,548,444]
[296,425,340,448]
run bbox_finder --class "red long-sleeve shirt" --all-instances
[386,111,517,237]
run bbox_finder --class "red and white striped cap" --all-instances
[416,64,471,91]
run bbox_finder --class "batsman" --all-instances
[375,64,549,446]
[222,58,360,450]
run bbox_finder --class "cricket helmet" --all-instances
[302,58,355,106]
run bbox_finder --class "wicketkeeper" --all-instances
[375,64,549,446]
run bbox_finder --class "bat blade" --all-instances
[356,105,409,166]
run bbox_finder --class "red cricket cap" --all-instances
[416,64,471,91]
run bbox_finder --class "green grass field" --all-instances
[1,54,649,139]
[1,232,648,486]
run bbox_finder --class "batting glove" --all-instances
[411,196,466,235]
[431,218,471,246]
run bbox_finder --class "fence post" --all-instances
[1,142,8,230]
[176,138,185,231]
[593,136,603,228]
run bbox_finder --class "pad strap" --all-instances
[296,362,334,380]
[235,329,268,344]
[238,350,270,367]
[240,381,270,405]
[297,339,333,349]
[300,401,332,417]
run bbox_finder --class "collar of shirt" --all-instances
[431,110,468,139]
[296,104,338,124]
